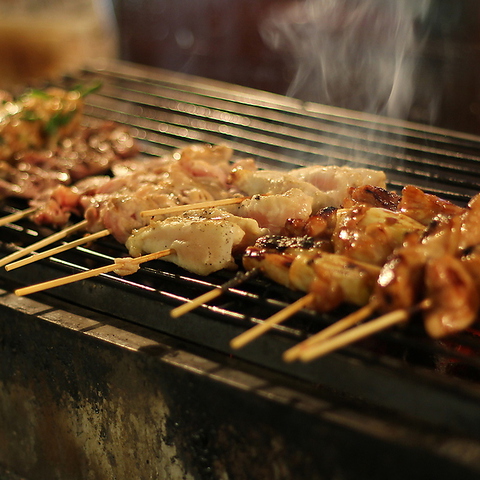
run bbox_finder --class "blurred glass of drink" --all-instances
[0,0,118,90]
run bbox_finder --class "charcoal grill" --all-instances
[2,59,480,479]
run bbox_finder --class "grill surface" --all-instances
[3,59,480,441]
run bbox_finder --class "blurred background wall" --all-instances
[112,0,480,135]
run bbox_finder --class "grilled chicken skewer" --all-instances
[297,192,480,361]
[168,186,428,317]
[1,144,246,268]
[229,239,381,349]
[231,185,471,351]
[10,152,387,297]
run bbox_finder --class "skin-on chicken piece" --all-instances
[342,185,401,210]
[332,206,426,266]
[398,185,465,226]
[281,203,427,266]
[243,238,380,312]
[228,163,387,212]
[228,188,315,234]
[288,165,387,207]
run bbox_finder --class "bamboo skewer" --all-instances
[170,269,259,318]
[5,229,110,271]
[14,248,174,297]
[298,299,432,362]
[0,219,89,269]
[171,288,224,319]
[298,309,409,361]
[141,196,249,218]
[283,302,377,363]
[230,292,316,350]
[0,207,37,227]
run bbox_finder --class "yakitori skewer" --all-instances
[170,269,260,318]
[230,292,316,350]
[2,194,247,273]
[298,300,431,362]
[140,196,249,218]
[0,219,88,269]
[14,248,174,296]
[0,207,38,228]
[5,229,110,271]
[283,302,377,362]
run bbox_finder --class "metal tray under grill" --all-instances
[3,59,480,443]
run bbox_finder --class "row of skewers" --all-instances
[1,84,479,364]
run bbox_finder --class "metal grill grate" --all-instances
[2,59,480,439]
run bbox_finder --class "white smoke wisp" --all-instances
[262,0,433,120]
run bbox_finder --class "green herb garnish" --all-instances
[72,81,103,98]
[44,110,76,136]
[21,110,41,122]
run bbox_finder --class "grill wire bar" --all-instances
[2,60,480,440]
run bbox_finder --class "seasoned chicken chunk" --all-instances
[126,208,268,275]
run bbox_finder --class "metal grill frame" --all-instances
[2,59,480,442]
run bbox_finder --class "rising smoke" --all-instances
[262,0,433,121]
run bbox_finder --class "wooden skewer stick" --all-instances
[282,302,377,363]
[5,229,110,271]
[0,207,37,228]
[230,292,316,350]
[299,299,432,362]
[0,219,89,269]
[171,269,259,318]
[15,248,174,297]
[171,288,223,319]
[141,196,249,218]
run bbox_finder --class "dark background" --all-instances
[112,0,480,135]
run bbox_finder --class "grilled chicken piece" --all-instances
[288,165,387,207]
[228,163,387,212]
[398,185,465,226]
[332,206,426,266]
[458,193,480,251]
[229,167,330,211]
[126,208,267,276]
[342,185,401,210]
[373,201,480,337]
[291,252,380,311]
[230,188,315,233]
[284,204,426,266]
[373,245,429,313]
[283,206,338,241]
[373,213,463,313]
[243,244,380,312]
[423,255,479,338]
